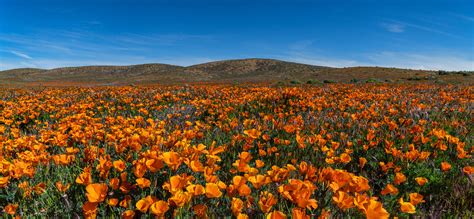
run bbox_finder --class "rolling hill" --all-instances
[0,58,472,86]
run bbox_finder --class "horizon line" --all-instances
[1,57,473,72]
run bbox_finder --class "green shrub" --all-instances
[290,79,302,84]
[323,79,336,83]
[306,79,322,84]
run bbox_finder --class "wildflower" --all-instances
[394,172,406,185]
[205,183,222,198]
[136,177,151,189]
[381,184,398,195]
[399,198,416,214]
[85,183,108,203]
[259,191,278,213]
[150,200,169,216]
[364,199,389,219]
[441,162,451,172]
[266,210,287,219]
[409,193,425,205]
[4,203,18,215]
[415,177,428,186]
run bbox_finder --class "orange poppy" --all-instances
[415,177,428,186]
[150,200,169,216]
[4,203,18,215]
[232,197,245,216]
[85,183,108,203]
[266,210,287,219]
[82,201,98,219]
[394,172,406,185]
[205,183,222,198]
[399,198,416,214]
[258,191,278,213]
[121,210,135,219]
[380,184,398,195]
[441,162,451,172]
[409,193,424,205]
[136,177,151,189]
[364,199,389,219]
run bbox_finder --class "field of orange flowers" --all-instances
[0,84,472,218]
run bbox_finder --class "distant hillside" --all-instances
[0,58,472,86]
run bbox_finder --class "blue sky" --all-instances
[0,0,473,70]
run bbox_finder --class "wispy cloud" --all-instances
[289,40,314,51]
[284,52,474,71]
[384,19,461,38]
[282,40,474,71]
[10,50,33,59]
[282,40,362,67]
[450,13,474,22]
[365,51,474,71]
[380,23,405,33]
[0,30,215,70]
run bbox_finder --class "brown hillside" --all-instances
[0,58,472,86]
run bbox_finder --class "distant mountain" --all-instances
[0,58,471,86]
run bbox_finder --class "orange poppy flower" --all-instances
[332,191,354,210]
[112,160,126,172]
[169,190,192,207]
[380,184,398,195]
[266,210,287,219]
[150,200,169,216]
[108,198,119,207]
[121,210,135,219]
[283,124,296,134]
[237,213,250,219]
[82,201,98,219]
[146,158,164,172]
[232,197,245,216]
[339,153,351,164]
[136,196,156,213]
[394,172,406,185]
[463,166,474,175]
[162,151,183,171]
[85,183,108,203]
[136,177,151,189]
[0,176,10,188]
[441,162,451,172]
[189,160,205,172]
[399,198,416,214]
[205,183,222,198]
[258,191,278,213]
[243,129,261,139]
[255,159,265,168]
[186,184,206,196]
[291,208,310,219]
[229,175,251,196]
[193,204,208,218]
[76,169,92,185]
[109,178,120,190]
[119,195,132,208]
[411,176,425,185]
[409,193,425,205]
[359,157,367,169]
[4,203,18,215]
[364,199,389,219]
[55,181,70,193]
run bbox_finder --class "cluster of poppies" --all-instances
[0,84,472,218]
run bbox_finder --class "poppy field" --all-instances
[0,84,472,218]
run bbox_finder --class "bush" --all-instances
[290,80,302,84]
[350,78,359,83]
[323,79,336,83]
[365,78,381,83]
[306,79,322,84]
